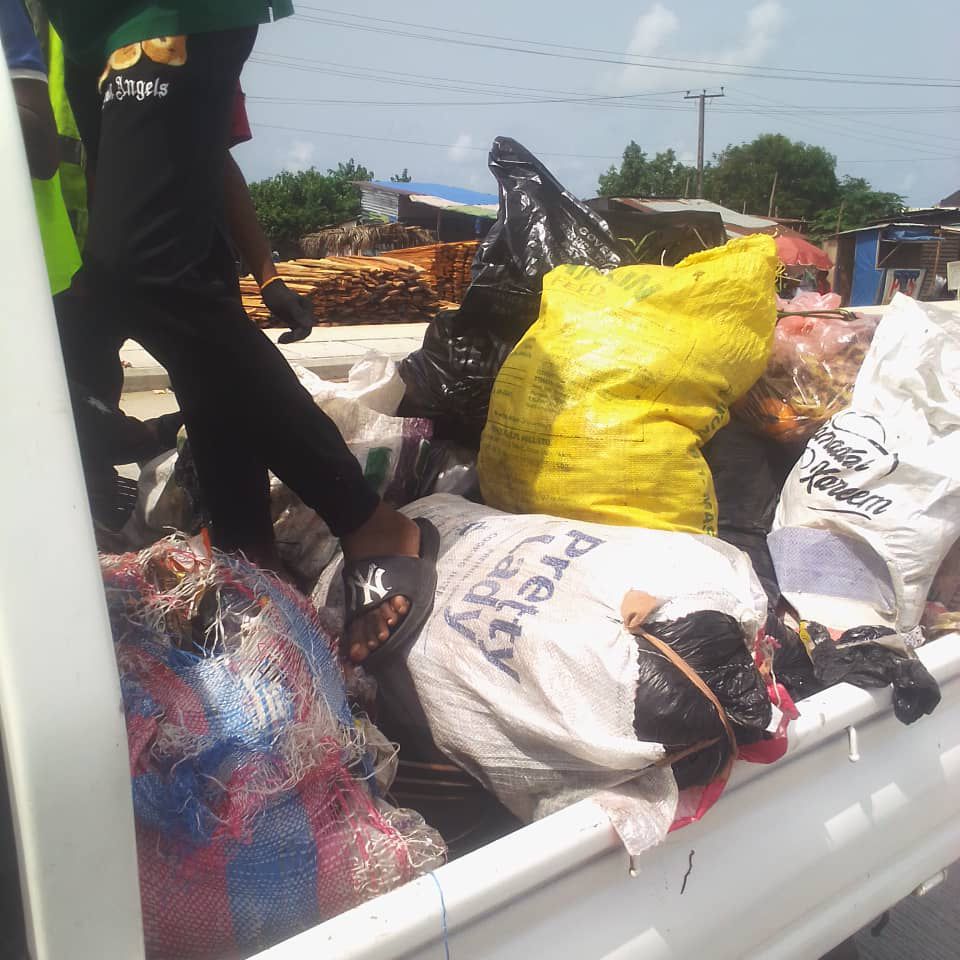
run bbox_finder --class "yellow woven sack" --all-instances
[478,234,779,534]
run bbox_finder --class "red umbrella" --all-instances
[774,231,833,270]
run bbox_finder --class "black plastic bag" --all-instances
[459,137,633,339]
[399,137,634,447]
[398,310,514,448]
[767,614,824,702]
[703,420,806,607]
[800,622,940,725]
[633,612,772,789]
[414,443,480,501]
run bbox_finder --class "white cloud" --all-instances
[722,1,786,64]
[604,0,786,95]
[611,3,680,93]
[448,133,473,163]
[282,139,315,172]
[626,3,680,57]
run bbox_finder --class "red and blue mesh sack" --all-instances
[102,538,445,960]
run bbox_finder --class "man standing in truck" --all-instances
[35,2,439,662]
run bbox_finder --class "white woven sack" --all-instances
[773,295,960,631]
[317,494,767,845]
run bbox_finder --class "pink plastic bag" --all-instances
[775,291,842,313]
[670,679,797,831]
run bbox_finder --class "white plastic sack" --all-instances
[772,295,960,632]
[316,494,767,852]
[294,350,405,415]
[123,450,189,549]
[276,359,429,583]
[129,355,428,576]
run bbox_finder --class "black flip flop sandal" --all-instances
[341,517,440,668]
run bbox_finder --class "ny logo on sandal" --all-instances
[348,563,390,608]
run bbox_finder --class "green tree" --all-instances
[598,141,647,196]
[810,176,904,240]
[248,160,374,255]
[707,134,838,220]
[329,158,374,183]
[598,142,694,198]
[391,168,412,183]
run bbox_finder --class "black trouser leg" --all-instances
[76,28,378,552]
[122,285,379,548]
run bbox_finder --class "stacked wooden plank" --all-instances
[388,241,480,304]
[239,256,441,327]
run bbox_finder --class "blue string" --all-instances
[429,871,451,960]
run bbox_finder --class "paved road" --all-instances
[855,865,958,959]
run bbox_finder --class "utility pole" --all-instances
[768,169,779,217]
[835,199,846,235]
[684,88,724,199]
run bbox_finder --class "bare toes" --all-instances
[346,596,412,663]
[349,641,368,663]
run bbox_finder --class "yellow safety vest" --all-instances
[32,173,82,295]
[19,9,85,294]
[45,25,88,249]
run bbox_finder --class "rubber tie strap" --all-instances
[637,628,738,778]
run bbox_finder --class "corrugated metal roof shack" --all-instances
[587,197,727,265]
[355,181,498,243]
[833,207,960,307]
[593,197,783,240]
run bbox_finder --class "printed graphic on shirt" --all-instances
[104,76,170,103]
[142,36,187,66]
[98,35,188,99]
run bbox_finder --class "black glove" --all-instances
[261,278,314,344]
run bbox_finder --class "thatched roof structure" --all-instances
[300,222,434,258]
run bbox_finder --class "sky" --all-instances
[233,0,959,209]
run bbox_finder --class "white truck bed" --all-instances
[2,62,958,960]
[254,637,960,960]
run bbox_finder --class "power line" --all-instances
[247,94,693,110]
[723,88,960,156]
[247,53,690,108]
[292,6,960,88]
[245,89,956,158]
[840,156,960,164]
[295,6,960,86]
[247,120,960,166]
[248,121,625,162]
[247,89,960,120]
[244,73,960,152]
[244,49,960,166]
[726,108,955,157]
[714,105,960,115]
[248,102,957,164]
[247,53,960,119]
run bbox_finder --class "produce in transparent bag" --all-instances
[734,309,878,443]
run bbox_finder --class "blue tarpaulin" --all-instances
[368,181,499,207]
[850,228,885,306]
[882,225,938,243]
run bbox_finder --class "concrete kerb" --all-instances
[119,323,429,394]
[123,356,371,392]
